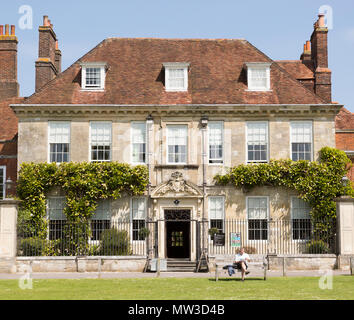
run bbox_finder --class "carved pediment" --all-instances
[151,172,203,198]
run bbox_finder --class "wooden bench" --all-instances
[215,259,268,281]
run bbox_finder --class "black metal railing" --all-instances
[201,218,337,255]
[17,220,158,257]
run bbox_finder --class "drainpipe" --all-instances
[146,115,154,258]
[200,116,209,257]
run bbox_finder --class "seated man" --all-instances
[234,247,251,281]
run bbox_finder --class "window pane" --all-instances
[247,122,268,162]
[131,123,146,163]
[49,122,70,163]
[209,122,223,163]
[91,122,112,161]
[209,197,224,220]
[85,67,101,87]
[167,125,187,163]
[48,197,66,220]
[132,198,146,220]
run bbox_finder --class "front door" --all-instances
[165,210,190,259]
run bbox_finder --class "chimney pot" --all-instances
[11,25,15,36]
[318,14,325,28]
[55,40,59,50]
[306,40,311,52]
[5,24,9,35]
[0,25,3,36]
[43,15,49,26]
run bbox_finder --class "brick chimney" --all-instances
[0,24,19,100]
[55,40,62,73]
[310,14,332,102]
[300,41,311,61]
[35,16,61,92]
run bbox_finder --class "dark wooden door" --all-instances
[166,221,190,259]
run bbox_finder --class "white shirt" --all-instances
[235,252,250,262]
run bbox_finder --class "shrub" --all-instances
[19,237,47,256]
[138,227,150,240]
[99,229,131,256]
[306,240,330,254]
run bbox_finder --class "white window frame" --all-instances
[290,121,313,162]
[208,196,225,242]
[130,197,147,243]
[0,166,6,200]
[48,121,71,164]
[46,196,67,241]
[163,62,189,92]
[166,124,188,165]
[80,62,106,91]
[131,121,147,165]
[290,196,312,242]
[90,199,111,243]
[208,121,224,165]
[46,197,67,221]
[246,196,269,242]
[89,121,112,162]
[246,121,269,163]
[245,62,271,91]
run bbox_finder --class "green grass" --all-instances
[0,276,353,300]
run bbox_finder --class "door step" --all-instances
[165,259,197,272]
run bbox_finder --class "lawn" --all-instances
[0,276,353,300]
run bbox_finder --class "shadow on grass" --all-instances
[208,277,266,282]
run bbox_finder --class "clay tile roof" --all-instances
[335,107,354,130]
[275,60,315,80]
[0,97,24,141]
[22,38,326,105]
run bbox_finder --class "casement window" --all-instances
[48,122,70,163]
[247,197,268,241]
[90,122,112,162]
[167,125,188,164]
[131,198,147,241]
[209,197,225,234]
[208,122,224,164]
[247,122,268,163]
[291,197,311,240]
[91,200,111,241]
[246,62,271,91]
[291,122,312,161]
[81,63,106,90]
[0,166,5,200]
[47,197,66,240]
[163,62,189,92]
[131,122,147,164]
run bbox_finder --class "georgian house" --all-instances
[10,14,342,262]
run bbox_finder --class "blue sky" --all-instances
[1,0,354,111]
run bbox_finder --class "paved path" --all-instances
[0,269,350,280]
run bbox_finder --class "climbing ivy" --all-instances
[16,162,148,237]
[214,147,353,220]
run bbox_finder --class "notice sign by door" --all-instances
[230,232,241,248]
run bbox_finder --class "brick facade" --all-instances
[0,25,19,101]
[335,107,354,182]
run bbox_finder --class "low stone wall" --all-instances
[267,254,338,271]
[15,256,147,273]
[210,254,345,271]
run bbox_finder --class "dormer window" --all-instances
[163,62,189,92]
[80,62,106,90]
[245,62,271,91]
